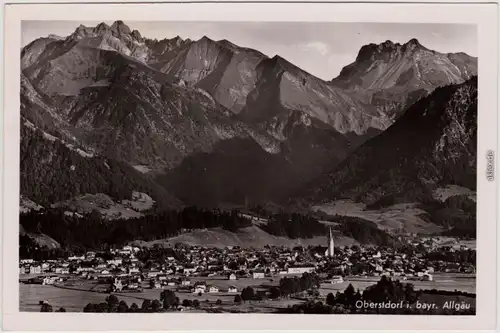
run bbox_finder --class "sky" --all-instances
[22,21,477,80]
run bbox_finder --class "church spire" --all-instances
[325,226,335,257]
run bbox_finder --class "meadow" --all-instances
[19,273,475,312]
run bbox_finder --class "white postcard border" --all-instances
[2,1,498,331]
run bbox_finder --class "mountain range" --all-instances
[20,21,477,217]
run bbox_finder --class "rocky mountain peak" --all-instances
[402,38,427,53]
[199,35,214,43]
[94,22,110,34]
[110,20,132,35]
[189,35,219,51]
[216,39,242,53]
[270,55,296,71]
[335,38,475,88]
[68,21,140,43]
[355,38,426,63]
[355,40,396,62]
[131,29,143,42]
[407,38,420,46]
[70,24,91,39]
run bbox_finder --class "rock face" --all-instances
[332,39,477,120]
[20,21,478,208]
[239,55,388,135]
[296,76,477,207]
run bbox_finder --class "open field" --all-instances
[318,273,475,295]
[312,200,443,234]
[19,225,61,249]
[420,236,476,249]
[20,284,109,312]
[19,279,301,313]
[132,226,358,249]
[20,272,475,312]
[51,191,155,220]
[432,185,476,202]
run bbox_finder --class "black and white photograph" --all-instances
[2,1,498,331]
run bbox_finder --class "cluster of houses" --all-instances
[317,237,476,281]
[19,236,475,291]
[190,282,238,294]
[19,259,70,275]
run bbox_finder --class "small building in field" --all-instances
[423,273,433,281]
[228,286,238,293]
[29,265,42,274]
[228,273,237,280]
[42,276,57,285]
[252,271,265,279]
[328,275,344,284]
[287,266,315,275]
[192,282,207,294]
[127,283,140,290]
[192,286,205,294]
[208,285,219,293]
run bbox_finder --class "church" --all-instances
[324,227,335,257]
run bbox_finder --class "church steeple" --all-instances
[329,227,335,257]
[325,226,335,257]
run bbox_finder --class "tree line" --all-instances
[261,213,327,239]
[424,248,475,265]
[81,291,203,313]
[327,215,401,247]
[280,276,475,315]
[20,206,253,252]
[420,195,476,238]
